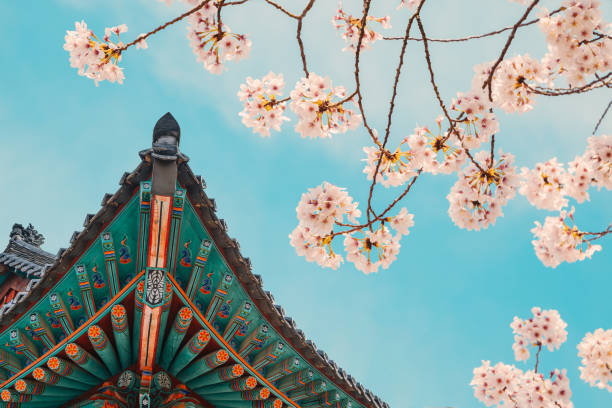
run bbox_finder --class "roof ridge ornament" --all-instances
[9,223,45,247]
[152,112,180,161]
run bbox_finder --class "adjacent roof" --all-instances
[0,141,389,408]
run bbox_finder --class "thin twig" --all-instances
[482,0,540,102]
[296,0,316,76]
[416,15,486,173]
[593,99,612,135]
[118,0,211,52]
[216,0,226,39]
[534,343,542,373]
[264,0,299,19]
[367,1,426,222]
[384,7,563,43]
[528,73,612,96]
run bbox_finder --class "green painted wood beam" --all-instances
[299,390,341,407]
[223,301,253,343]
[265,357,301,382]
[287,380,327,401]
[186,363,244,390]
[8,329,38,362]
[88,324,121,375]
[251,340,286,372]
[65,343,110,380]
[202,386,271,401]
[0,349,22,374]
[206,401,283,408]
[276,369,314,392]
[47,356,99,385]
[111,304,132,370]
[195,376,257,396]
[32,367,89,391]
[155,284,175,363]
[167,329,210,376]
[14,378,82,398]
[27,312,56,350]
[133,280,145,359]
[175,349,228,384]
[159,306,193,369]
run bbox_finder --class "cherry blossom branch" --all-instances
[383,7,563,43]
[584,223,612,242]
[117,0,211,52]
[415,14,487,174]
[263,0,299,19]
[527,72,612,96]
[534,343,542,373]
[481,0,540,102]
[593,99,612,135]
[366,0,426,223]
[264,0,316,76]
[330,170,421,238]
[352,0,381,154]
[216,0,226,39]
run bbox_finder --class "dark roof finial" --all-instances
[152,112,181,161]
[9,223,45,247]
[153,112,180,144]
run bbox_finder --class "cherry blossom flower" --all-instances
[577,328,612,391]
[135,34,148,50]
[289,73,362,139]
[451,89,499,149]
[407,122,466,175]
[565,155,593,203]
[510,307,568,361]
[531,207,602,268]
[519,158,569,211]
[539,1,611,86]
[289,225,343,270]
[186,8,251,75]
[387,207,414,236]
[471,361,573,408]
[63,21,129,85]
[362,132,419,187]
[296,182,361,236]
[344,226,400,274]
[397,0,420,10]
[447,150,519,231]
[472,55,546,113]
[332,3,391,52]
[584,134,612,190]
[238,72,290,137]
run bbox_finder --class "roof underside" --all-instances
[0,139,388,408]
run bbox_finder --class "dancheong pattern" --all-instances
[0,113,387,408]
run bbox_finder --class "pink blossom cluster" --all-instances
[510,307,568,361]
[289,182,360,270]
[584,134,612,190]
[407,122,467,175]
[332,3,391,52]
[289,225,343,269]
[343,208,413,273]
[296,182,361,236]
[451,90,499,149]
[472,55,546,113]
[577,328,612,391]
[520,135,611,212]
[539,1,612,86]
[289,73,362,138]
[447,150,519,230]
[531,207,602,268]
[519,158,569,211]
[397,0,419,10]
[237,72,289,137]
[63,21,129,85]
[471,362,573,408]
[362,138,419,188]
[186,6,251,75]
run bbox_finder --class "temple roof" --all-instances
[0,114,389,408]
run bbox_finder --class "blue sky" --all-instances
[1,0,611,407]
